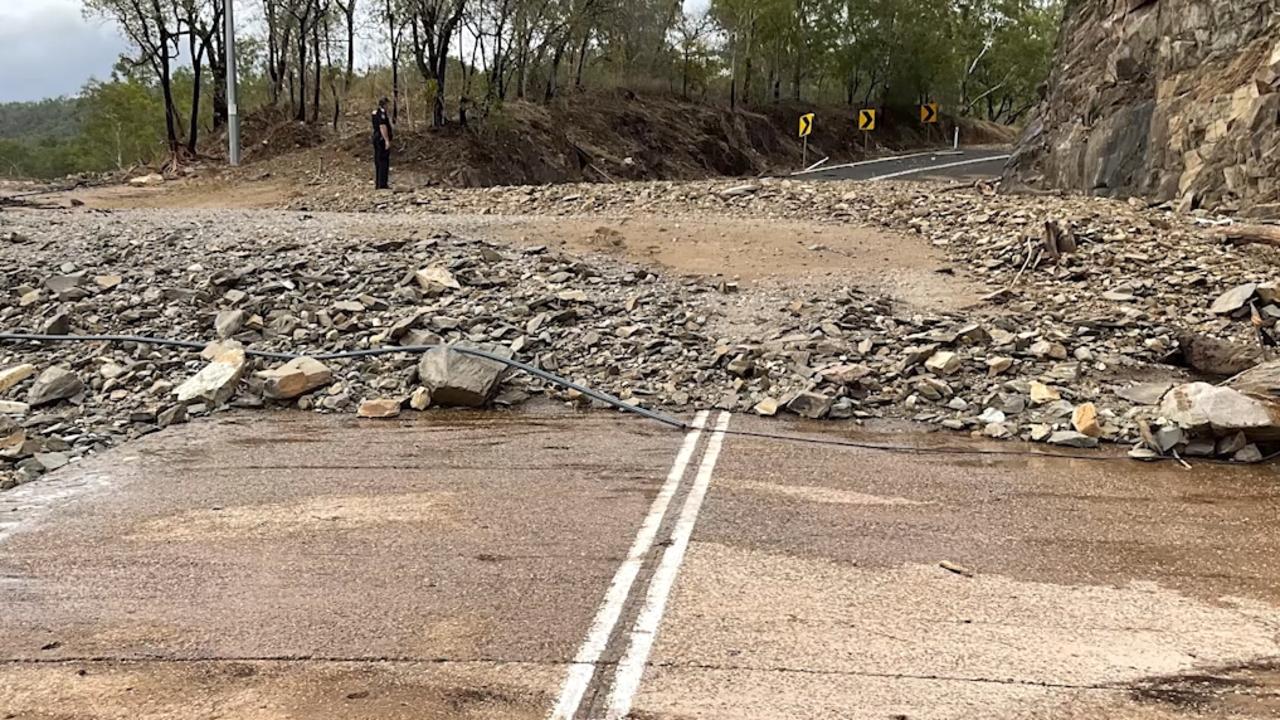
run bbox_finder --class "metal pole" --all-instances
[225,0,240,166]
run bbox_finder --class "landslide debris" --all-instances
[2,178,1279,487]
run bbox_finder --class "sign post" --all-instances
[920,102,939,145]
[858,109,876,153]
[798,113,815,167]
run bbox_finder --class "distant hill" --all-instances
[0,98,81,141]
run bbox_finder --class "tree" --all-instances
[408,0,468,126]
[85,0,185,157]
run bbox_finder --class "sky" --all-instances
[0,0,130,102]
[0,0,712,103]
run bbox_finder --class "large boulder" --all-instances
[417,345,509,407]
[1160,381,1280,441]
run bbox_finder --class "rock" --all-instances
[42,313,71,335]
[1048,431,1098,449]
[201,339,243,361]
[1153,425,1184,453]
[1128,447,1161,461]
[1029,382,1061,405]
[726,355,755,377]
[1184,439,1217,457]
[1161,382,1280,441]
[0,417,23,456]
[0,400,29,415]
[358,398,402,418]
[1217,431,1249,456]
[1210,283,1258,315]
[417,345,508,407]
[257,357,333,400]
[214,309,247,339]
[977,407,1006,424]
[32,452,68,472]
[753,397,780,416]
[1116,382,1173,406]
[1029,340,1067,360]
[1071,403,1102,437]
[94,274,123,290]
[1234,444,1264,463]
[26,367,84,406]
[409,387,432,410]
[0,363,36,394]
[986,357,1014,376]
[924,351,962,375]
[1177,333,1262,377]
[174,347,247,406]
[415,266,462,293]
[128,172,164,186]
[786,391,832,419]
[1224,359,1280,397]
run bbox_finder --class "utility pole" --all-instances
[225,0,240,165]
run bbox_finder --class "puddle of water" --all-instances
[0,471,115,545]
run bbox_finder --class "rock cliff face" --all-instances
[1006,0,1280,216]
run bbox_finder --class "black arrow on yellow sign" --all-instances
[920,102,939,124]
[858,109,876,131]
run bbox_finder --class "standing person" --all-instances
[371,97,393,189]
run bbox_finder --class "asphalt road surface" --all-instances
[3,408,1280,719]
[796,148,1012,183]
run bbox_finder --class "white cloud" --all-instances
[0,0,129,101]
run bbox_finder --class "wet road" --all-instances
[796,148,1011,182]
[3,409,1280,719]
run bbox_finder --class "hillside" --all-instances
[209,91,1014,189]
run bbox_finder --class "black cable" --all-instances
[0,332,1256,465]
[0,332,687,430]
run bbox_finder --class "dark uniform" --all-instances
[371,105,392,189]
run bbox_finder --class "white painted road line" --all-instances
[790,150,962,176]
[866,153,1011,181]
[547,410,710,720]
[604,410,732,720]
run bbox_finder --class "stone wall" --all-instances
[1006,0,1280,216]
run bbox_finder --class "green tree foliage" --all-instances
[1,0,1063,178]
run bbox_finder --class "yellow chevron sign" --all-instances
[798,113,815,138]
[920,102,940,124]
[858,109,876,131]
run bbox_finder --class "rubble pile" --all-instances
[3,178,1279,486]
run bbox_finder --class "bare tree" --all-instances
[407,0,468,127]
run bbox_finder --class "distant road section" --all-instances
[794,148,1011,182]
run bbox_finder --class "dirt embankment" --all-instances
[196,90,1015,190]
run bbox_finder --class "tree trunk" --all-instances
[311,19,321,124]
[187,37,205,155]
[573,29,590,90]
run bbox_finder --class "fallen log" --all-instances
[1214,224,1280,248]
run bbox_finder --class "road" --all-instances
[3,408,1280,719]
[795,148,1012,183]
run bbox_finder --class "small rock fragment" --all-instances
[358,398,402,418]
[26,367,84,406]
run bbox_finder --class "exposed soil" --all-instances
[479,214,983,310]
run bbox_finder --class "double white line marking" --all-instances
[550,410,732,720]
